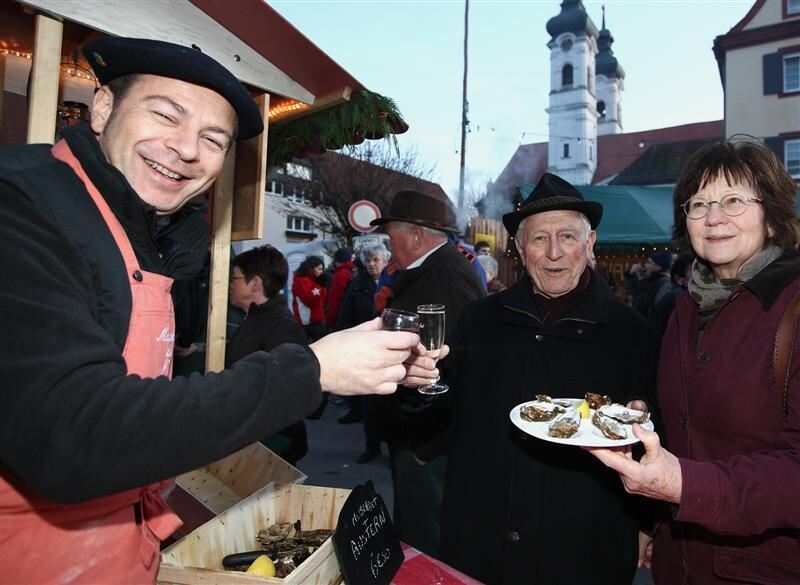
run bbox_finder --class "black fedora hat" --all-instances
[82,37,263,140]
[370,190,459,233]
[502,173,603,235]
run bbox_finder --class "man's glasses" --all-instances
[682,194,762,220]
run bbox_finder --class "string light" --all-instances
[1,49,97,82]
[0,49,32,59]
[268,100,308,120]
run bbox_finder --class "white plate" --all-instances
[509,399,654,447]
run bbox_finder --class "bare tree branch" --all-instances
[271,141,441,246]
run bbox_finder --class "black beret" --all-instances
[82,37,264,140]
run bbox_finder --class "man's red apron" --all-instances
[0,140,182,583]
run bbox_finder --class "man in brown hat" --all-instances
[439,173,660,585]
[369,189,485,558]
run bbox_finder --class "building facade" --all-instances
[714,0,800,179]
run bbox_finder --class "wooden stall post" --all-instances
[231,94,269,241]
[205,143,237,373]
[0,53,6,121]
[26,12,62,144]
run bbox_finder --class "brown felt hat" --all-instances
[502,172,603,235]
[370,190,459,233]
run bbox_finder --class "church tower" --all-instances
[545,0,599,186]
[595,6,625,135]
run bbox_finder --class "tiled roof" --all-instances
[594,120,724,184]
[609,137,721,185]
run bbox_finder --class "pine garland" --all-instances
[267,90,407,166]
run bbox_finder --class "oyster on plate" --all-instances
[520,401,566,422]
[585,392,612,410]
[548,411,581,438]
[591,411,627,440]
[597,404,650,425]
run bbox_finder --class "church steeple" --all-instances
[595,5,625,135]
[545,0,599,185]
[596,6,624,80]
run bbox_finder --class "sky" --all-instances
[271,0,754,201]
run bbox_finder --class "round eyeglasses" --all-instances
[682,194,762,220]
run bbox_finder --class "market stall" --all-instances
[0,2,452,583]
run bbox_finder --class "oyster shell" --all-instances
[548,411,581,438]
[585,392,612,410]
[520,401,566,422]
[535,394,553,403]
[591,411,627,440]
[597,404,650,425]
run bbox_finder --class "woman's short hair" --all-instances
[232,245,288,298]
[673,137,800,255]
[359,242,390,264]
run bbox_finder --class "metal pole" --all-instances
[457,0,469,212]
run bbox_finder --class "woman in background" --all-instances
[228,245,309,465]
[291,256,327,342]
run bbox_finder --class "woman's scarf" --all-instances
[688,243,783,323]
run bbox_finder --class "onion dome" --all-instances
[546,0,598,39]
[596,8,625,79]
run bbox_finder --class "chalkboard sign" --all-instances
[332,481,404,585]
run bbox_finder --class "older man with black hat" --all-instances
[439,173,660,585]
[0,37,437,583]
[369,189,485,558]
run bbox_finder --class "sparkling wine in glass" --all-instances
[417,304,448,395]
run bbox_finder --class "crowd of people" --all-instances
[1,33,798,585]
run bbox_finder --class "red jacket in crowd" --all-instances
[292,274,327,326]
[326,260,354,327]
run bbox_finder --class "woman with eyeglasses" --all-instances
[588,138,800,584]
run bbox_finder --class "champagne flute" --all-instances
[416,304,448,395]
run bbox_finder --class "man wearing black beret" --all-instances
[439,173,660,585]
[0,37,439,583]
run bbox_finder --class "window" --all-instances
[286,186,311,205]
[788,0,800,15]
[286,215,313,232]
[765,51,800,94]
[562,64,573,87]
[786,139,800,177]
[268,180,284,195]
[784,52,800,93]
[597,100,606,118]
[563,143,570,158]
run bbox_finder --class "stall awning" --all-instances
[579,185,675,245]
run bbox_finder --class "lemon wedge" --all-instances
[576,399,590,419]
[246,554,276,578]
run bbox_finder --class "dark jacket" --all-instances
[336,270,378,330]
[626,270,670,318]
[652,250,800,585]
[440,272,660,585]
[372,242,485,457]
[0,124,322,504]
[225,296,309,464]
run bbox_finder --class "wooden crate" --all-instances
[158,483,350,585]
[166,443,307,540]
